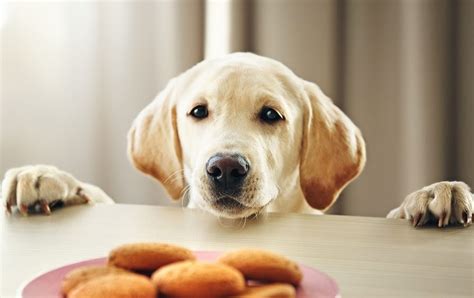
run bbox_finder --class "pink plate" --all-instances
[19,251,340,298]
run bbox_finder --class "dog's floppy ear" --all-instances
[127,79,184,200]
[300,81,366,210]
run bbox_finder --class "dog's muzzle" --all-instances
[204,153,260,216]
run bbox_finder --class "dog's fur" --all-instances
[2,53,473,226]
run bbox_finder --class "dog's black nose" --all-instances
[206,154,249,191]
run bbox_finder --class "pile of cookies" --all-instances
[62,242,302,298]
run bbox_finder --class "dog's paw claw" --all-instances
[39,200,52,215]
[412,212,423,227]
[438,211,448,228]
[464,213,472,227]
[5,201,12,214]
[19,203,29,216]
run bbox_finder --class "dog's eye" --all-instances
[190,105,208,119]
[260,107,284,123]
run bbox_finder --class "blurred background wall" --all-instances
[1,0,473,217]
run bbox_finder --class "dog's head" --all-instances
[128,53,365,218]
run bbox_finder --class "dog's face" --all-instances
[128,53,365,218]
[176,65,303,218]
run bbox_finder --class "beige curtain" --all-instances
[214,0,474,216]
[1,0,472,216]
[1,1,203,207]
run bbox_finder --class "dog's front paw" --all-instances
[1,165,90,216]
[387,181,473,227]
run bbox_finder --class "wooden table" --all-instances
[1,204,473,297]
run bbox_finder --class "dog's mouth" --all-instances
[205,196,261,218]
[211,196,246,210]
[194,171,273,218]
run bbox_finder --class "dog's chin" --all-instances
[208,207,259,219]
[204,197,262,219]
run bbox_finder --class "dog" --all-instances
[2,53,472,227]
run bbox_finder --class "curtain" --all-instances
[1,0,472,216]
[1,1,203,207]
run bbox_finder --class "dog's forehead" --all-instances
[179,53,302,104]
[209,66,283,100]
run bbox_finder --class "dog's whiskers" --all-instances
[239,215,247,229]
[180,185,191,210]
[164,169,185,185]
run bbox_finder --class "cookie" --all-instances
[218,248,302,286]
[61,265,130,295]
[108,242,195,271]
[68,274,157,298]
[234,283,296,298]
[151,260,245,297]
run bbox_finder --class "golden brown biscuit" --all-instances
[151,260,245,297]
[61,265,130,295]
[108,242,195,271]
[68,274,157,298]
[233,283,296,298]
[218,249,302,286]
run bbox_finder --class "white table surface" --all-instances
[1,204,473,297]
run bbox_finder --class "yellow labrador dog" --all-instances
[2,53,472,227]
